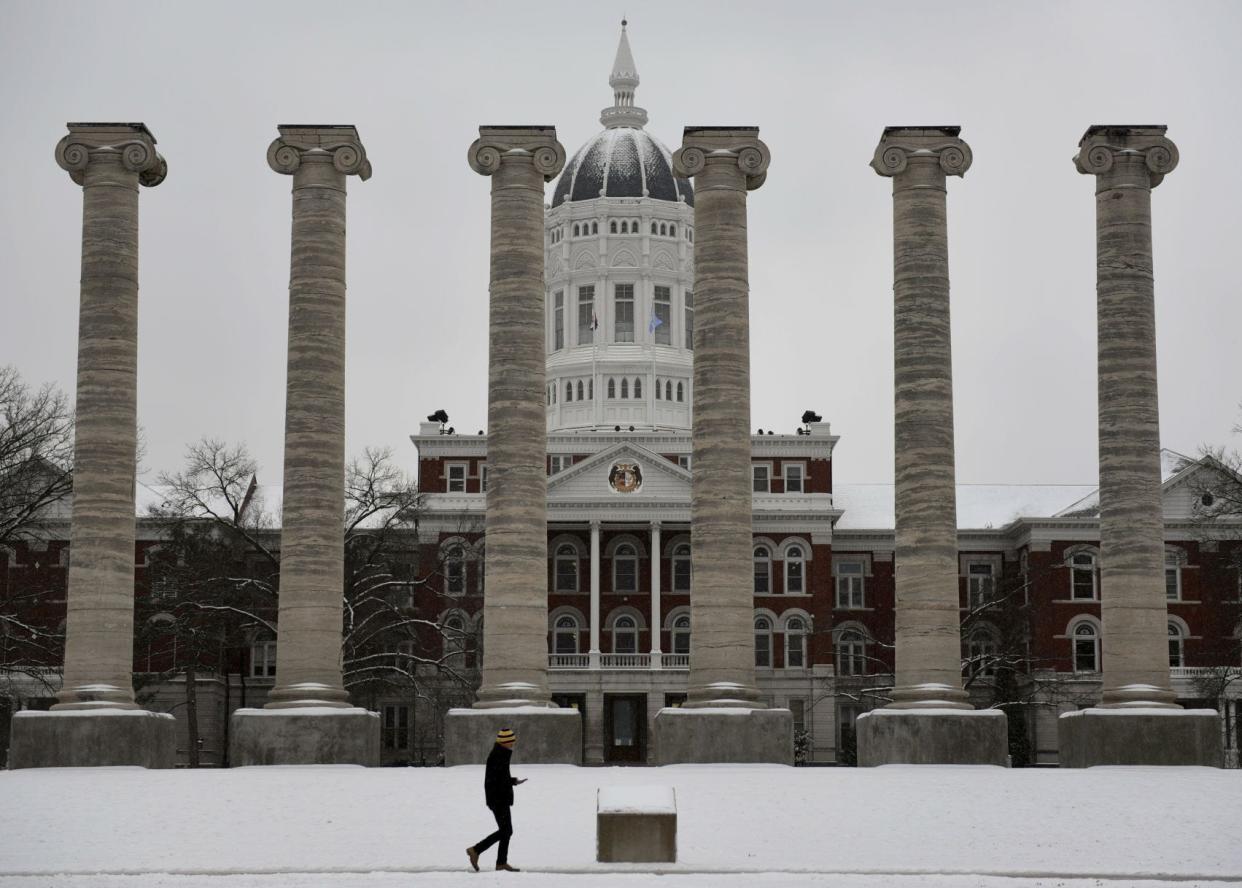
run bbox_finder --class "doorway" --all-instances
[551,693,586,761]
[604,693,647,763]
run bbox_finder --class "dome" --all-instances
[552,128,693,208]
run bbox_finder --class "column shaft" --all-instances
[650,522,662,658]
[590,520,601,665]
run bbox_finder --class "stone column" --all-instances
[857,127,1007,766]
[444,127,581,764]
[230,126,379,767]
[590,519,602,668]
[649,520,662,663]
[652,127,791,764]
[9,123,176,769]
[1059,126,1220,767]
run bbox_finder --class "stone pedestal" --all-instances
[856,709,1009,767]
[8,710,176,769]
[443,707,582,765]
[1058,708,1222,768]
[597,786,677,863]
[230,708,379,767]
[652,707,792,765]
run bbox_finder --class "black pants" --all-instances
[474,805,513,864]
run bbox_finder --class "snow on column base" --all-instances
[8,708,176,769]
[229,707,380,767]
[652,706,793,765]
[443,706,583,765]
[1058,707,1222,767]
[857,708,1009,767]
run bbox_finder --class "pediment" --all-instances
[547,441,690,502]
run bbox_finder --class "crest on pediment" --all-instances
[608,461,643,494]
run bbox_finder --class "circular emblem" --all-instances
[608,461,643,494]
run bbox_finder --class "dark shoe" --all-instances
[466,847,479,872]
[496,863,521,872]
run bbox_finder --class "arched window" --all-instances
[554,614,579,654]
[660,223,667,236]
[614,544,638,593]
[634,378,642,399]
[1070,551,1098,600]
[665,380,673,401]
[607,378,616,399]
[444,616,466,662]
[670,224,677,237]
[655,378,662,400]
[672,614,691,655]
[676,382,684,402]
[610,220,618,234]
[1168,622,1185,668]
[755,616,773,667]
[753,546,771,594]
[672,543,692,592]
[621,220,629,234]
[573,223,580,237]
[651,222,658,235]
[785,617,807,668]
[963,626,997,678]
[592,221,599,235]
[565,382,573,402]
[588,378,593,400]
[555,543,579,593]
[1072,621,1099,672]
[837,629,867,676]
[613,615,638,653]
[785,545,805,594]
[576,380,584,401]
[620,378,629,399]
[445,546,465,595]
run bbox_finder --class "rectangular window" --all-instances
[677,455,691,471]
[752,464,770,493]
[673,557,691,592]
[755,632,771,668]
[250,641,276,678]
[684,291,694,350]
[753,557,770,595]
[789,698,806,734]
[555,557,578,593]
[1074,637,1097,672]
[784,464,804,493]
[614,284,634,343]
[615,560,637,593]
[654,286,671,345]
[382,705,411,751]
[577,285,594,345]
[1165,566,1181,601]
[835,560,865,609]
[447,463,467,493]
[967,562,995,609]
[549,454,572,475]
[553,291,564,351]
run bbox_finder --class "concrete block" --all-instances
[229,707,379,767]
[857,708,1009,766]
[1058,708,1222,767]
[8,708,176,769]
[597,785,676,863]
[652,706,792,765]
[444,707,582,765]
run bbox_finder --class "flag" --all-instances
[648,310,663,335]
[237,473,258,524]
[591,312,599,331]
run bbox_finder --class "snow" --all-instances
[860,708,1006,718]
[1,764,1239,887]
[597,785,676,815]
[1061,707,1221,717]
[233,707,372,717]
[13,708,174,718]
[447,706,580,716]
[834,483,1100,530]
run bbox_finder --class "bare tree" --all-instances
[0,366,73,550]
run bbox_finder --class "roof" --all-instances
[551,127,694,207]
[833,483,1099,531]
[1053,449,1196,518]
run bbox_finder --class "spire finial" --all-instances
[601,19,647,129]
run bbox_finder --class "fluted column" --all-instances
[1075,126,1180,708]
[870,127,973,710]
[54,124,167,710]
[265,126,371,709]
[469,127,566,708]
[673,128,769,708]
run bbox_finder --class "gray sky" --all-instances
[2,0,1239,489]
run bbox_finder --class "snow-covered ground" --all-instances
[2,764,1240,887]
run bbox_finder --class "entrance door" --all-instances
[604,694,647,763]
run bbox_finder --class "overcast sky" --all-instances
[2,0,1239,490]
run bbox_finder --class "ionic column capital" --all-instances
[870,126,972,179]
[55,122,167,187]
[468,126,565,181]
[267,124,372,180]
[1073,125,1178,187]
[673,127,770,191]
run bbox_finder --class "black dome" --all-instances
[552,128,694,208]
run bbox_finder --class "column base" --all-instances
[1058,708,1222,767]
[229,707,379,766]
[8,708,176,769]
[857,708,1009,766]
[444,706,582,765]
[652,707,793,764]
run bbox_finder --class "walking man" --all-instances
[467,728,526,872]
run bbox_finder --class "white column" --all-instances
[650,520,662,664]
[590,519,601,668]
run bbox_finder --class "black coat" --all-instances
[483,743,518,808]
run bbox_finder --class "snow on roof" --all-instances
[834,482,1099,531]
[1053,448,1197,518]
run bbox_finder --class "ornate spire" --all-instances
[600,19,648,129]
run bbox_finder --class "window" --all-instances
[445,546,466,595]
[588,378,593,400]
[607,378,616,399]
[565,381,573,402]
[480,465,488,493]
[1072,622,1099,672]
[444,617,467,662]
[549,454,572,475]
[755,616,773,668]
[753,546,771,594]
[573,223,579,237]
[610,220,617,234]
[554,615,579,654]
[555,544,579,592]
[655,378,662,400]
[1168,622,1184,668]
[838,703,862,755]
[1070,552,1097,600]
[752,464,771,493]
[677,454,691,471]
[672,614,691,655]
[665,380,673,401]
[676,382,684,402]
[614,544,638,593]
[615,283,634,342]
[684,291,694,350]
[620,378,629,399]
[785,545,805,594]
[577,286,594,345]
[672,543,691,592]
[576,380,584,400]
[654,286,671,345]
[835,560,865,609]
[621,220,629,234]
[553,291,564,351]
[964,627,997,678]
[669,224,676,237]
[634,378,642,399]
[592,221,598,235]
[789,698,805,734]
[651,222,658,235]
[613,615,638,653]
[784,464,804,493]
[786,617,807,668]
[393,638,416,669]
[382,705,411,751]
[1165,553,1182,601]
[967,562,995,609]
[837,630,867,676]
[250,640,276,678]
[447,463,467,493]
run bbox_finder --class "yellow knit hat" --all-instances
[496,728,516,747]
